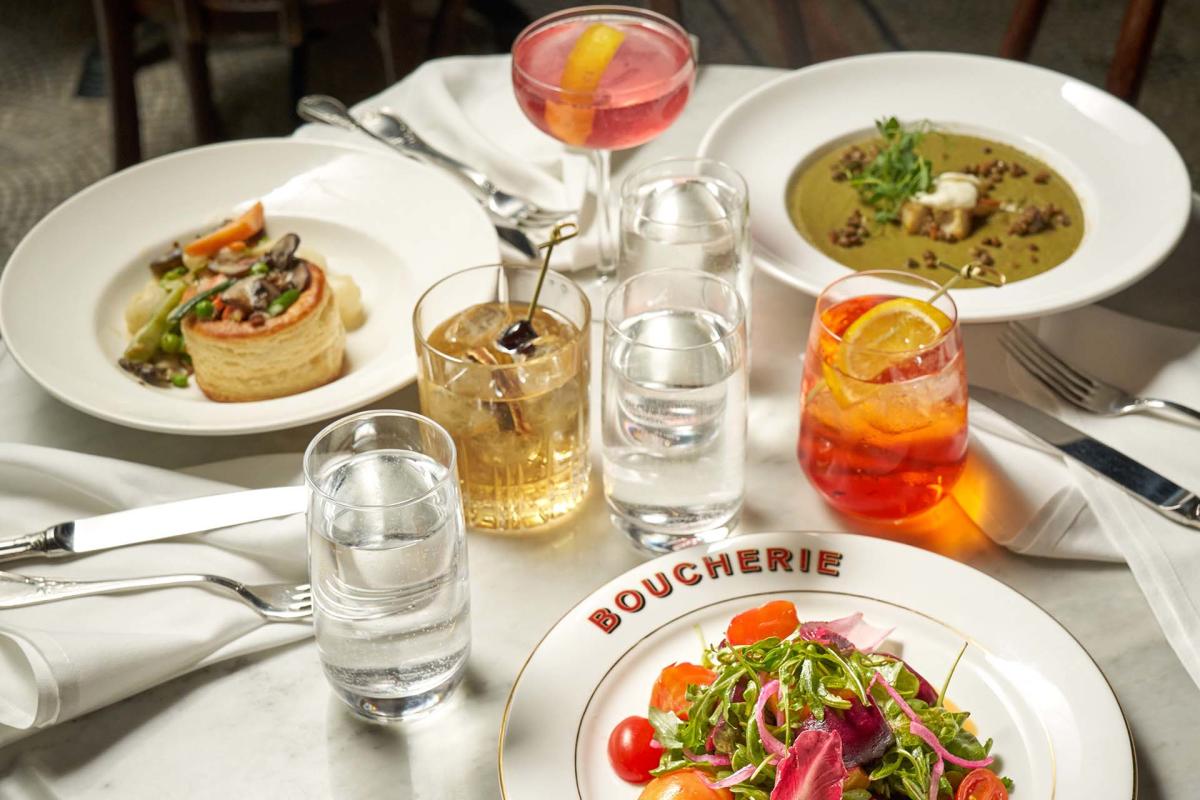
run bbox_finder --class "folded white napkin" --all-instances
[954,305,1200,688]
[294,55,597,267]
[0,444,309,747]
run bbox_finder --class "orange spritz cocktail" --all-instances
[798,271,967,519]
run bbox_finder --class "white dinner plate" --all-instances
[499,531,1134,799]
[698,52,1191,322]
[0,138,498,435]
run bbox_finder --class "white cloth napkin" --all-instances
[0,444,309,747]
[294,55,598,267]
[953,304,1200,687]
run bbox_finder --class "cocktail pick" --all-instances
[928,260,1006,303]
[496,221,579,354]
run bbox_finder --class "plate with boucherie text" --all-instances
[498,532,1133,800]
[699,52,1190,322]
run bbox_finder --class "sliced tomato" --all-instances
[607,716,663,784]
[956,768,1008,800]
[649,663,716,720]
[638,768,733,800]
[726,600,800,646]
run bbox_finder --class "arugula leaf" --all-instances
[847,116,934,223]
[648,707,684,750]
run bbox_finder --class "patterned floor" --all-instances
[1,0,1197,269]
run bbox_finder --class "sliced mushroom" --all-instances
[209,254,259,277]
[149,247,184,277]
[221,276,280,312]
[266,233,300,271]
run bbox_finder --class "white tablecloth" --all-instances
[1,62,1197,798]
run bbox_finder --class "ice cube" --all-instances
[442,303,512,348]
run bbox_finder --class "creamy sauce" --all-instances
[787,132,1085,287]
[912,172,980,210]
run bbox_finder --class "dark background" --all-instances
[1,0,1196,268]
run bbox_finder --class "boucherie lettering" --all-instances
[588,546,844,634]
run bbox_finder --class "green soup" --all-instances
[787,132,1084,287]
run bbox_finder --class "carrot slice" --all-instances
[183,202,265,257]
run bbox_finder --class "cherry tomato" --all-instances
[649,663,717,719]
[726,600,800,646]
[637,768,733,800]
[607,716,663,784]
[956,769,1009,800]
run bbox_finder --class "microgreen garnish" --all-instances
[847,117,933,223]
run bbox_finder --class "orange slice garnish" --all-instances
[545,23,625,146]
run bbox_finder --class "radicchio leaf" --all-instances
[821,613,894,653]
[800,693,893,768]
[771,729,848,800]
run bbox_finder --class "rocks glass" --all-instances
[602,269,748,552]
[304,410,469,721]
[413,264,590,531]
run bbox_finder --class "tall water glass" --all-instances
[304,410,469,722]
[603,269,747,552]
[618,158,751,311]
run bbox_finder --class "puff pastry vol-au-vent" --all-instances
[183,257,345,402]
[118,201,363,402]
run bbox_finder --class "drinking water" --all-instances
[308,449,469,719]
[603,307,747,551]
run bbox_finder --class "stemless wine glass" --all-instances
[798,271,968,520]
[304,410,469,722]
[512,6,696,279]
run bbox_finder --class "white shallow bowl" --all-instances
[699,52,1191,322]
[0,138,498,435]
[499,531,1134,799]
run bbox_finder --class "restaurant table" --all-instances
[1,62,1198,798]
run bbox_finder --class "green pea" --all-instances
[170,373,190,388]
[250,261,269,276]
[193,299,215,320]
[159,331,183,354]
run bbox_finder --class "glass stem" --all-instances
[589,148,615,278]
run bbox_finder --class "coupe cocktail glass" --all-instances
[512,6,695,279]
[798,271,968,519]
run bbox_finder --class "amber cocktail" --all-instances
[414,265,590,531]
[798,271,967,519]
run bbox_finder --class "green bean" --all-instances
[123,283,185,362]
[267,288,301,316]
[167,279,235,325]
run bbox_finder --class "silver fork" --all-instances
[0,571,312,620]
[1000,323,1200,424]
[296,95,574,229]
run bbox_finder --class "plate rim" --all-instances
[496,530,1136,799]
[696,50,1192,323]
[0,136,499,435]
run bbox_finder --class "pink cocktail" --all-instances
[512,6,695,276]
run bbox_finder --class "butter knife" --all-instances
[972,386,1200,529]
[0,485,308,562]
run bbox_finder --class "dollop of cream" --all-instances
[912,172,981,210]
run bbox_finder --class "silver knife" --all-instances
[0,485,308,562]
[972,385,1200,529]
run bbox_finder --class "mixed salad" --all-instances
[607,600,1010,800]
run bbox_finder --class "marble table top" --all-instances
[1,63,1197,799]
